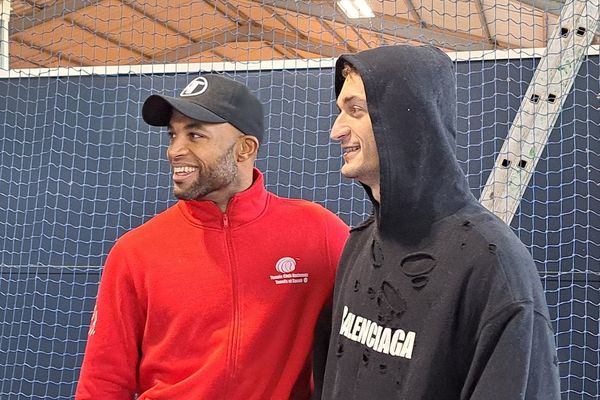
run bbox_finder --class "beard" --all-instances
[173,143,239,201]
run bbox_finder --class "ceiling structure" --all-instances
[5,0,599,69]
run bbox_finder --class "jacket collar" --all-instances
[177,168,268,229]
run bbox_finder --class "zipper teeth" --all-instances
[224,214,239,391]
[230,258,239,378]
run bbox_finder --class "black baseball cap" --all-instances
[142,74,264,143]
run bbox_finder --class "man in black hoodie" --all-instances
[318,45,561,399]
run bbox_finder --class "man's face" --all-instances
[166,111,242,201]
[331,72,380,189]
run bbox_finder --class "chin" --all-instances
[340,168,357,180]
[173,188,189,200]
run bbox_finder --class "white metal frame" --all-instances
[0,46,598,79]
[0,0,10,71]
[480,0,600,224]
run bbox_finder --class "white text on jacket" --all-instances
[339,305,415,359]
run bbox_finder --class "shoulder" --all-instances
[449,203,534,270]
[337,216,375,259]
[265,195,349,242]
[448,204,549,315]
[114,204,181,248]
[350,214,375,233]
[462,206,538,278]
[267,193,344,221]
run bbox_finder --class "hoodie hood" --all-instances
[335,45,476,242]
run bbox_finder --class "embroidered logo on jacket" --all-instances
[276,257,296,273]
[339,305,416,359]
[270,257,309,285]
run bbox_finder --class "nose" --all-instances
[330,114,350,142]
[167,136,189,161]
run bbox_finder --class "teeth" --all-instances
[173,166,198,173]
[343,146,360,155]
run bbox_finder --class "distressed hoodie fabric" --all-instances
[318,45,561,400]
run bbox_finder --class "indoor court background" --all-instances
[0,0,599,399]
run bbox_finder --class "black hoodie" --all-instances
[318,46,560,400]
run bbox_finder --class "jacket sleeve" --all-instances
[323,212,349,279]
[75,241,146,400]
[461,302,561,400]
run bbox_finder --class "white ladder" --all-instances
[479,0,599,224]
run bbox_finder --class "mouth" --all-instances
[342,145,360,156]
[172,166,199,183]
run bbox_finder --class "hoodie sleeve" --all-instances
[75,241,146,400]
[461,302,561,400]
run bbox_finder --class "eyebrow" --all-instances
[336,95,367,110]
[167,122,205,131]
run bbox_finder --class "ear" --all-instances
[237,136,259,162]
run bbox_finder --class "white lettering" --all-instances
[340,307,355,336]
[399,331,416,359]
[373,325,383,349]
[351,317,363,341]
[376,328,392,354]
[337,305,416,360]
[390,329,406,356]
[366,322,378,348]
[358,319,372,344]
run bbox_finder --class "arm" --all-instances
[461,302,561,400]
[324,213,349,280]
[75,242,146,400]
[311,299,333,400]
[312,211,349,400]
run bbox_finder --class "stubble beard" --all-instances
[342,158,379,190]
[174,144,239,201]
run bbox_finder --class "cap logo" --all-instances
[180,77,208,97]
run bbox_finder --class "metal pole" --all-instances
[0,0,10,70]
[479,0,600,224]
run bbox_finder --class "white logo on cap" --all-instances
[180,77,208,97]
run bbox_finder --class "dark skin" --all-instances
[166,111,259,211]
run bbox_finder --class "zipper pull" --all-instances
[223,214,229,228]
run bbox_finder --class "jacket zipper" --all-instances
[223,213,240,395]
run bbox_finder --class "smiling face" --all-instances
[166,111,245,204]
[331,72,380,194]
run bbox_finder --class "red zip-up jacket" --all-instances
[75,170,349,399]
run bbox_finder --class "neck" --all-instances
[212,166,255,212]
[370,184,381,203]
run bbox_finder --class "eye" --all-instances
[350,105,364,115]
[190,132,207,140]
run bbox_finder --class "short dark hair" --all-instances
[341,63,357,78]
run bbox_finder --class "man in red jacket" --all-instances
[76,74,349,400]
